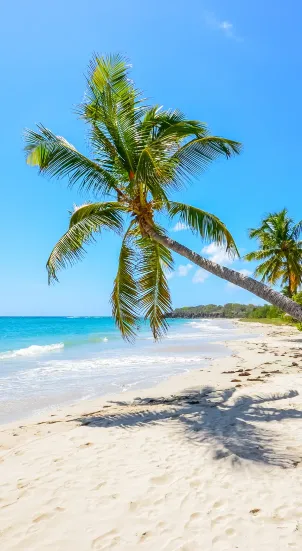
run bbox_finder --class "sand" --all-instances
[1,321,302,550]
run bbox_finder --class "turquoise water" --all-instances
[0,317,244,423]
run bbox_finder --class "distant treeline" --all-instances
[165,303,287,319]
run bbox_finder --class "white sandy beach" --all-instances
[1,321,302,550]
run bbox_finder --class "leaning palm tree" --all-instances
[245,209,302,298]
[24,54,302,338]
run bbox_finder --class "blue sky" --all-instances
[1,0,302,315]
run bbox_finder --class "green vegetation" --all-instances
[241,318,294,326]
[245,209,302,297]
[242,293,302,330]
[166,303,264,319]
[245,304,283,319]
[167,299,302,330]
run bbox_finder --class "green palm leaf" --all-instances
[80,54,146,174]
[47,202,124,283]
[137,230,173,339]
[290,220,302,240]
[246,209,302,295]
[140,107,204,143]
[25,125,119,195]
[111,224,139,341]
[244,249,278,262]
[254,257,283,284]
[69,201,126,226]
[167,201,239,256]
[172,135,241,182]
[134,146,171,201]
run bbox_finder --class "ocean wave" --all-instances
[165,330,222,340]
[185,321,224,331]
[4,354,207,380]
[0,343,64,360]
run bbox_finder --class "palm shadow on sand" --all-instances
[79,387,302,469]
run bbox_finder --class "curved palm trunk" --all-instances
[145,224,302,321]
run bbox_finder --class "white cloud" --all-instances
[192,268,210,284]
[205,13,242,41]
[171,222,189,232]
[165,263,193,280]
[201,242,234,266]
[178,264,193,277]
[227,269,253,289]
[189,242,235,284]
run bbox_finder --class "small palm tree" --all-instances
[245,209,302,297]
[24,54,302,338]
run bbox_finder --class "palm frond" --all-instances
[172,135,241,182]
[88,53,130,95]
[111,223,139,341]
[154,116,206,141]
[79,54,146,173]
[134,146,171,201]
[254,257,283,284]
[137,230,173,339]
[25,125,119,195]
[69,201,126,227]
[136,112,212,194]
[140,107,206,142]
[244,249,278,262]
[47,202,124,282]
[290,220,302,240]
[167,201,239,257]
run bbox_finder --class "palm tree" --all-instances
[24,54,302,338]
[245,209,302,298]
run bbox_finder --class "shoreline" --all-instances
[0,319,245,427]
[0,320,295,432]
[1,321,302,550]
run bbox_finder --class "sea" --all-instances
[0,317,249,424]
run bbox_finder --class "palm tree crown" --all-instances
[245,209,302,297]
[24,53,241,339]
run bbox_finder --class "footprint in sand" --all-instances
[150,473,170,485]
[94,481,106,491]
[189,478,201,489]
[212,500,224,509]
[33,513,53,523]
[79,442,94,449]
[185,511,202,529]
[92,530,120,550]
[211,514,231,526]
[17,480,30,490]
[225,527,236,536]
[33,507,65,523]
[139,531,151,542]
[180,493,191,509]
[129,501,140,512]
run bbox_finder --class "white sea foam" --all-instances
[186,320,222,331]
[0,343,64,360]
[52,354,204,369]
[6,355,206,381]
